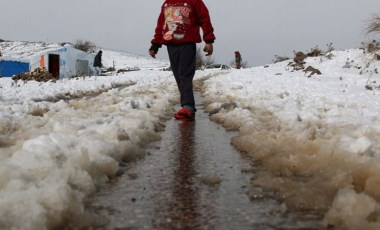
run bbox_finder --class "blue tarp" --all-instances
[0,60,29,77]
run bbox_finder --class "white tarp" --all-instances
[29,46,96,78]
[59,46,96,78]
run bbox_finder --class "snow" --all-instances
[0,41,63,59]
[202,49,380,229]
[1,42,380,229]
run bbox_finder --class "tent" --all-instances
[0,45,96,79]
[0,58,29,77]
[29,46,96,78]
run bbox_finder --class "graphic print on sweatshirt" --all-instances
[163,3,191,41]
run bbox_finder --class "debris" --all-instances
[303,66,322,77]
[117,67,140,74]
[11,67,58,82]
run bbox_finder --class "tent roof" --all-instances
[0,41,68,59]
[0,57,29,63]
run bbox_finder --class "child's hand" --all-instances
[203,43,213,56]
[149,44,160,58]
[149,49,157,58]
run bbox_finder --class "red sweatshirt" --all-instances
[151,0,216,46]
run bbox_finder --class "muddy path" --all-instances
[84,93,322,230]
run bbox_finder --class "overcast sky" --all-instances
[1,0,380,66]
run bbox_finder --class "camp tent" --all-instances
[29,46,96,78]
[0,58,29,77]
[0,45,96,78]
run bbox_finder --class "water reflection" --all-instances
[85,94,322,229]
[153,120,200,229]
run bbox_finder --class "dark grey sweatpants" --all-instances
[167,43,196,109]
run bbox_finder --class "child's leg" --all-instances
[167,43,196,109]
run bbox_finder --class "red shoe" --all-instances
[174,107,195,120]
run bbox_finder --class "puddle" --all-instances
[84,94,323,229]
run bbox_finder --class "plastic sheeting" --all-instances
[58,47,96,78]
[0,60,29,77]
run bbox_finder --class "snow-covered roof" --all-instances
[0,41,65,59]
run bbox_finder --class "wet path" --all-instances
[86,94,322,229]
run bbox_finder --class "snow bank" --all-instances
[200,49,380,228]
[0,42,177,229]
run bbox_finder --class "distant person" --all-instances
[93,50,103,76]
[149,0,216,120]
[235,51,242,69]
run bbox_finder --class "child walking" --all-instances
[149,0,216,120]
